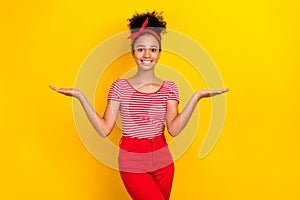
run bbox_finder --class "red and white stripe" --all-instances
[108,78,179,139]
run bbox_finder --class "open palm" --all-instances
[49,85,81,98]
[197,88,229,99]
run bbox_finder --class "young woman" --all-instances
[50,11,228,200]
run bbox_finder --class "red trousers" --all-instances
[119,134,174,200]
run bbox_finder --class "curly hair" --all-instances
[127,11,167,32]
[127,11,167,52]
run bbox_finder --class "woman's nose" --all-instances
[143,49,150,58]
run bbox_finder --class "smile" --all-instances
[141,60,152,64]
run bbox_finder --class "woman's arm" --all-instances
[49,86,119,137]
[166,89,229,137]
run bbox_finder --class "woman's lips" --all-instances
[141,60,152,64]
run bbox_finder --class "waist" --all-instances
[119,134,167,152]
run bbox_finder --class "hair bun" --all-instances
[127,11,167,35]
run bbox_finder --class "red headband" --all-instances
[127,17,161,44]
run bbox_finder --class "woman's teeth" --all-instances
[142,60,151,64]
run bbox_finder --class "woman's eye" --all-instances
[137,48,144,52]
[151,48,157,53]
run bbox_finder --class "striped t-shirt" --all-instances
[108,78,179,139]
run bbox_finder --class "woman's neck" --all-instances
[133,69,159,83]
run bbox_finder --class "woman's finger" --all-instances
[49,85,58,91]
[49,85,73,96]
[210,88,229,97]
[50,85,63,93]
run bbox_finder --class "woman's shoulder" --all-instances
[111,78,127,85]
[163,80,178,87]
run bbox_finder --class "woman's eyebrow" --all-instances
[135,45,159,48]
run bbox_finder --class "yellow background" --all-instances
[1,0,299,199]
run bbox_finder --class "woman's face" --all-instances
[132,34,160,70]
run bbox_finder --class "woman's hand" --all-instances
[49,85,119,137]
[49,85,82,99]
[196,88,229,100]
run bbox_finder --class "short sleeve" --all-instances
[167,81,180,103]
[107,79,122,102]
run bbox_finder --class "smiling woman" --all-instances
[49,10,228,200]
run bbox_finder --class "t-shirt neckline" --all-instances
[123,79,166,94]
